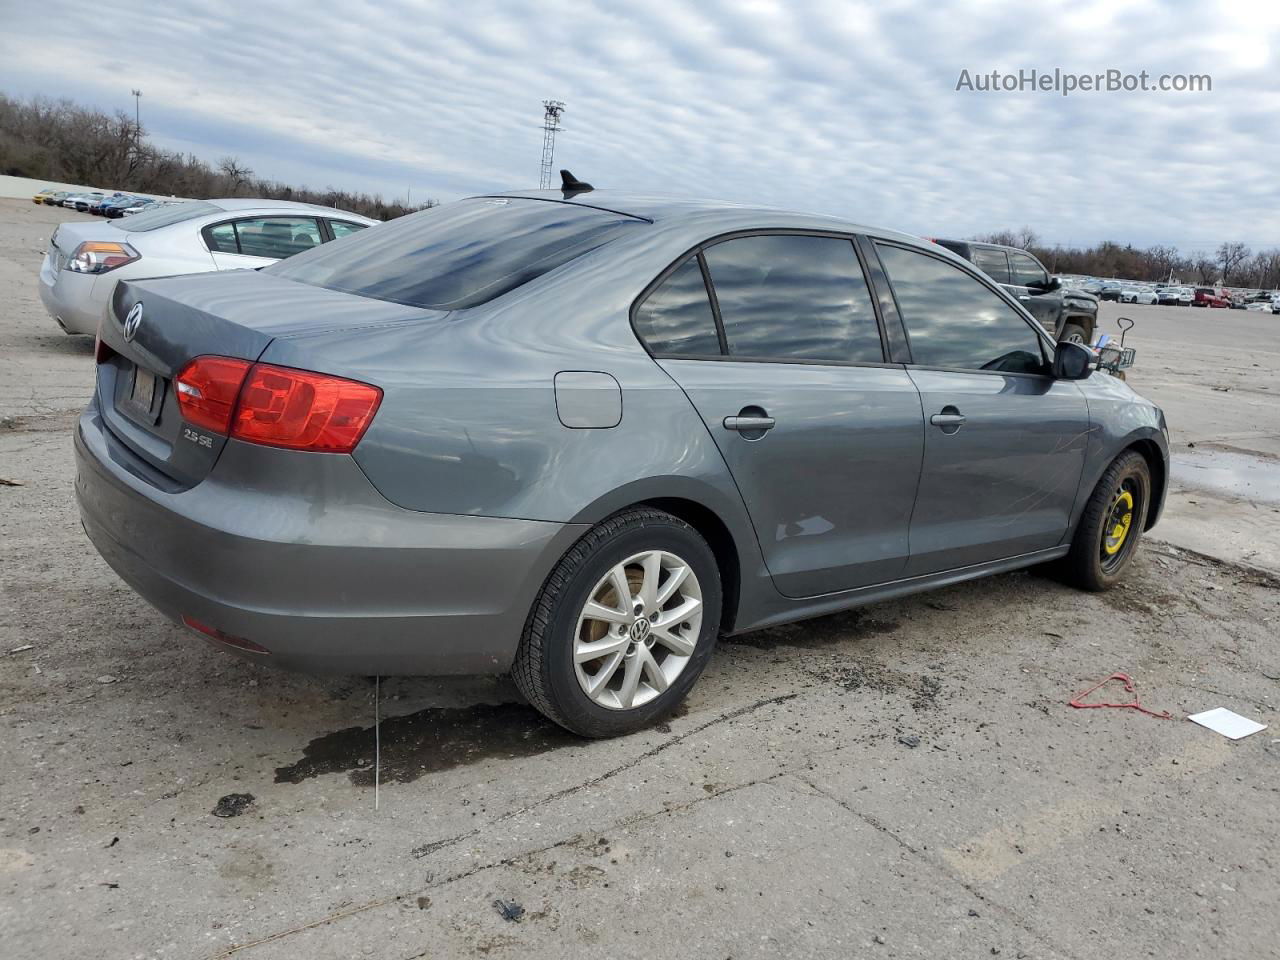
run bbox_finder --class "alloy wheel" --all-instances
[572,550,703,710]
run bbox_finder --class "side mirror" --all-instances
[1053,341,1094,380]
[1029,275,1060,292]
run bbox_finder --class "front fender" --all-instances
[1067,378,1169,537]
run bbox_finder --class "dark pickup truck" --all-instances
[932,239,1098,344]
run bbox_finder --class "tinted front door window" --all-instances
[702,235,883,363]
[633,257,721,357]
[1009,252,1049,287]
[875,244,1046,374]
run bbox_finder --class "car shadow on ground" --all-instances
[44,562,1082,793]
[29,331,94,356]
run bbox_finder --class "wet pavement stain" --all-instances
[274,702,581,786]
[1172,448,1280,506]
[726,608,901,650]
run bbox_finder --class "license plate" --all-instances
[131,367,156,410]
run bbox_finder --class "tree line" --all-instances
[0,93,436,221]
[975,228,1280,291]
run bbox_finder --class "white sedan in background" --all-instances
[39,199,377,335]
[1134,288,1159,305]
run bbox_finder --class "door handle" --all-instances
[930,406,966,434]
[724,415,776,432]
[1018,295,1031,301]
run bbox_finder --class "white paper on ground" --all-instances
[1187,707,1268,740]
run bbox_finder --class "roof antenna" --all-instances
[560,169,593,197]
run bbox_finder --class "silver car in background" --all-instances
[39,199,377,335]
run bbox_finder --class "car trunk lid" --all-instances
[96,270,445,489]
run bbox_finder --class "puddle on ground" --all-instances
[1171,448,1280,505]
[726,608,900,650]
[274,702,580,786]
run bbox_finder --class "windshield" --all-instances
[111,201,219,232]
[268,197,646,310]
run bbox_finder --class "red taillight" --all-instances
[231,363,382,453]
[173,356,381,453]
[174,356,253,434]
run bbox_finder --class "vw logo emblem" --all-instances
[629,618,652,643]
[123,302,143,342]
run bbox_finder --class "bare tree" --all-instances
[217,156,254,196]
[1216,242,1250,285]
[1194,256,1217,284]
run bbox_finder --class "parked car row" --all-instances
[1062,275,1280,313]
[32,186,165,218]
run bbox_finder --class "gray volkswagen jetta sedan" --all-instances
[76,181,1168,737]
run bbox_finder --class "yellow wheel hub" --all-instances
[1103,489,1134,555]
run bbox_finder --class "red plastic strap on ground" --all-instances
[1069,672,1174,719]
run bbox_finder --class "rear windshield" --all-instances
[267,197,646,310]
[111,201,220,232]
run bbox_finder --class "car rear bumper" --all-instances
[38,257,107,335]
[74,400,585,675]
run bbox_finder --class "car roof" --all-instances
[478,189,924,246]
[931,238,1031,255]
[207,198,375,221]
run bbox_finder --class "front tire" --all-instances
[512,508,722,738]
[1061,322,1089,345]
[1061,451,1151,591]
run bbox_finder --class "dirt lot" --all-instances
[2,198,1278,959]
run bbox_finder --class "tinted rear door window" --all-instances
[875,243,1046,375]
[633,256,721,356]
[269,198,645,309]
[701,235,883,363]
[235,217,323,259]
[971,247,1011,284]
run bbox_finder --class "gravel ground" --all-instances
[2,199,1278,959]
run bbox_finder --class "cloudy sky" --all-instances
[3,0,1277,251]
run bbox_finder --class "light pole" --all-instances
[131,89,142,135]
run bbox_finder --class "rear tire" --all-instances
[1061,451,1151,591]
[512,508,722,738]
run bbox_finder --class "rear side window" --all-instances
[205,222,239,254]
[328,220,368,239]
[876,243,1046,375]
[971,247,1011,284]
[269,198,645,310]
[633,257,721,356]
[702,235,884,363]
